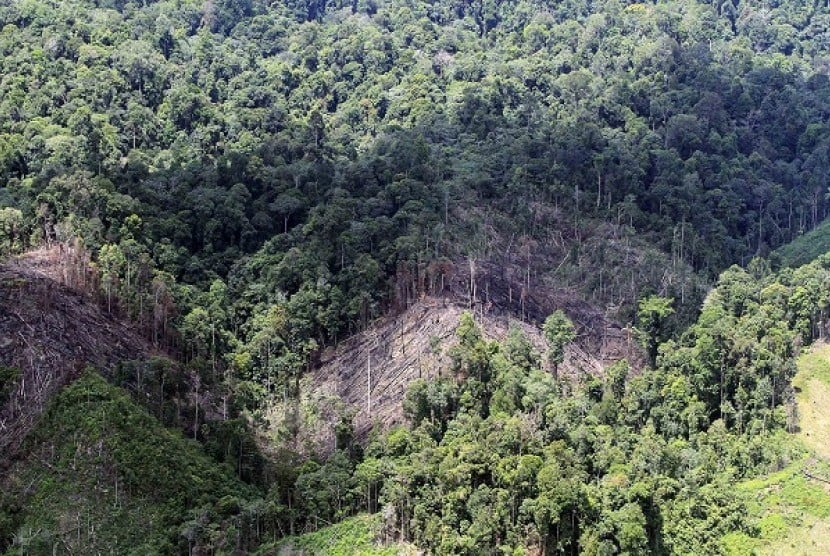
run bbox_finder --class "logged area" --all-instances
[309,294,641,441]
[0,246,156,460]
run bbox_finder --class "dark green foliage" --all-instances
[636,296,675,365]
[3,0,830,553]
[1,370,257,554]
[3,0,830,384]
[201,418,270,487]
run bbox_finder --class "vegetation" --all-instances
[773,219,830,269]
[721,343,830,555]
[2,0,830,553]
[792,343,830,459]
[2,0,830,388]
[0,367,20,406]
[257,514,416,555]
[0,371,257,554]
[212,254,830,554]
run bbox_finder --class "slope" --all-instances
[265,246,653,454]
[309,293,638,438]
[773,219,830,269]
[256,185,704,455]
[256,514,418,556]
[0,246,159,462]
[0,371,256,555]
[724,343,830,555]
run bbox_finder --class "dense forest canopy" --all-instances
[3,0,830,553]
[1,0,829,370]
[3,0,830,273]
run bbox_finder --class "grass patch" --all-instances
[756,518,830,556]
[774,218,830,268]
[726,342,830,553]
[257,514,415,556]
[758,514,789,540]
[721,531,759,555]
[794,343,830,459]
[738,459,830,522]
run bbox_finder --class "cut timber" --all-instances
[0,247,158,464]
[306,294,643,445]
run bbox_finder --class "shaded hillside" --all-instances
[0,372,256,554]
[0,246,158,462]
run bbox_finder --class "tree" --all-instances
[636,295,674,365]
[543,310,576,373]
[0,207,24,255]
[98,243,127,314]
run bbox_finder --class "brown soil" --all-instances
[0,246,157,463]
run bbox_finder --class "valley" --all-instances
[3,0,830,553]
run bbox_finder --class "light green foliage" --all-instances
[636,295,674,365]
[774,218,830,268]
[720,341,830,554]
[259,514,412,555]
[543,310,576,370]
[0,207,23,255]
[0,371,256,554]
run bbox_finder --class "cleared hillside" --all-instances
[267,260,646,455]
[0,246,159,462]
[315,295,639,433]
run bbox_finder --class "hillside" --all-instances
[266,219,691,453]
[0,245,160,462]
[0,371,256,554]
[773,218,830,269]
[241,255,830,555]
[723,343,830,555]
[277,291,642,453]
[4,0,830,553]
[257,514,418,556]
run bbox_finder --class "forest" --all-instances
[2,0,830,553]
